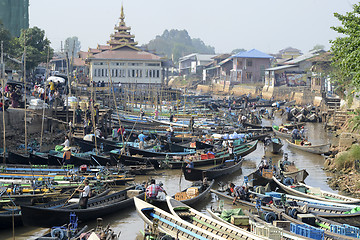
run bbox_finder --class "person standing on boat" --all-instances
[146,179,167,200]
[169,113,174,122]
[62,146,72,164]
[228,141,234,159]
[61,136,70,148]
[78,179,90,209]
[138,131,146,149]
[112,126,118,140]
[185,158,194,169]
[154,109,159,120]
[75,105,82,124]
[300,126,306,139]
[140,108,145,120]
[189,116,195,133]
[229,183,249,204]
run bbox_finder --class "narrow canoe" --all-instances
[182,158,243,181]
[21,186,145,227]
[272,176,360,204]
[272,127,292,139]
[165,140,257,169]
[167,197,265,240]
[147,180,214,209]
[134,197,228,240]
[285,139,330,155]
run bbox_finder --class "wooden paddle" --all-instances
[61,177,88,208]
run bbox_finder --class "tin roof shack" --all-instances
[230,49,273,85]
[307,52,332,94]
[179,53,216,76]
[202,54,231,83]
[264,49,325,88]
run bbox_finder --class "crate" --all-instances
[251,221,282,240]
[175,192,189,201]
[186,187,199,198]
[330,224,360,238]
[231,215,249,226]
[201,154,208,160]
[290,223,324,240]
[273,221,291,231]
[262,169,273,179]
[207,153,215,159]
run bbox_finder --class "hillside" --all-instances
[143,29,215,63]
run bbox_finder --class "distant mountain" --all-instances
[143,29,215,63]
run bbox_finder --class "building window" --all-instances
[146,63,160,66]
[156,70,159,78]
[246,60,252,67]
[246,72,252,80]
[101,69,104,77]
[145,70,149,77]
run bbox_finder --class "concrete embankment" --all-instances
[197,83,322,106]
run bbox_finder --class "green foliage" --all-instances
[231,48,246,55]
[310,44,325,51]
[334,144,360,170]
[15,27,54,70]
[64,36,81,58]
[330,3,360,90]
[144,29,215,63]
[350,109,360,132]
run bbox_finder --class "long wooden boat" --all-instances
[285,139,330,154]
[147,180,214,208]
[165,140,258,169]
[182,158,243,181]
[272,176,360,204]
[134,197,227,240]
[246,167,308,189]
[167,197,265,240]
[243,122,273,131]
[272,127,292,139]
[21,186,145,227]
[109,151,162,168]
[211,189,359,238]
[127,145,195,157]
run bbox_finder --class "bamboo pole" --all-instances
[107,62,125,144]
[1,41,6,162]
[40,46,50,151]
[23,35,27,155]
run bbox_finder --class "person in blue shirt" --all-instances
[138,131,146,149]
[185,158,194,169]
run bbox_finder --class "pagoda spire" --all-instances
[108,4,139,50]
[120,4,125,23]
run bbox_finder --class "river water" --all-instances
[3,118,336,239]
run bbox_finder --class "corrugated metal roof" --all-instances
[232,49,273,59]
[265,65,297,71]
[284,49,325,64]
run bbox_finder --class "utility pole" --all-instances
[1,41,6,162]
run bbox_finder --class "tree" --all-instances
[231,48,246,55]
[330,3,360,89]
[310,44,325,51]
[144,29,215,63]
[14,27,54,71]
[64,36,81,59]
[0,20,12,54]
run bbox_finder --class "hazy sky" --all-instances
[29,0,358,55]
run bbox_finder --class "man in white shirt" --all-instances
[61,136,70,148]
[78,179,90,209]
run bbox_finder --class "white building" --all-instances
[86,6,165,87]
